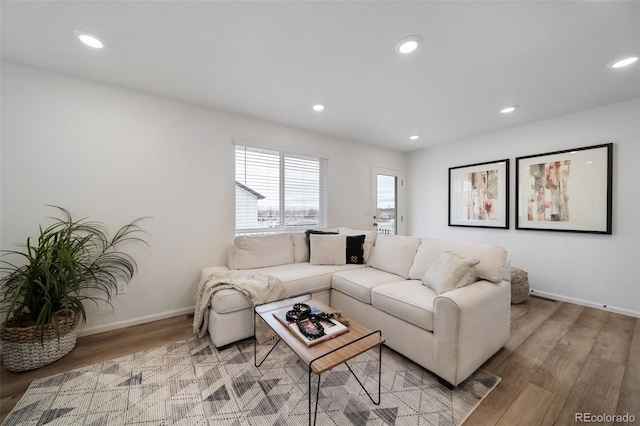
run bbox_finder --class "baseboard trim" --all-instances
[76,306,196,337]
[75,290,640,337]
[529,289,640,319]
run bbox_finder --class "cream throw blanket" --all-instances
[193,271,288,344]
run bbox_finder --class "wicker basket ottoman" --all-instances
[511,268,530,304]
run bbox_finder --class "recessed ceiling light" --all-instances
[409,135,420,140]
[73,30,107,49]
[500,105,518,114]
[607,56,639,69]
[395,35,422,54]
[312,103,325,111]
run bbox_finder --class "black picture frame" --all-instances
[448,159,510,229]
[515,143,613,234]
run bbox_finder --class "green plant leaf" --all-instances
[0,206,149,343]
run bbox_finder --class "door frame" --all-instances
[371,166,404,235]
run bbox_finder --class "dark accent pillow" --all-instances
[346,235,366,264]
[305,229,338,249]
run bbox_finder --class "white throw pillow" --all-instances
[368,234,421,279]
[309,234,347,265]
[422,251,480,295]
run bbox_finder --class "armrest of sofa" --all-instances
[432,280,510,386]
[200,265,230,282]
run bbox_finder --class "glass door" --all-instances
[371,167,402,235]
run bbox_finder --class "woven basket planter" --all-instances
[0,310,80,372]
[511,268,530,304]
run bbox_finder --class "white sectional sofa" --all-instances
[200,228,511,387]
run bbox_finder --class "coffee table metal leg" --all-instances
[306,330,383,424]
[308,370,322,426]
[253,310,281,367]
[254,336,281,368]
[344,342,382,405]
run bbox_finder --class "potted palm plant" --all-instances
[0,206,148,372]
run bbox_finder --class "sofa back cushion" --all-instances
[408,238,507,283]
[368,234,421,279]
[291,233,309,263]
[232,233,295,270]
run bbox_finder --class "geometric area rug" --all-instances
[3,336,500,425]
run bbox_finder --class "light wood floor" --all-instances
[1,297,638,425]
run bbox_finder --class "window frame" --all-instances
[235,144,328,235]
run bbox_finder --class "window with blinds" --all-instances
[235,145,328,234]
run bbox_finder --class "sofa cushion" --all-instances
[422,251,480,295]
[337,227,377,263]
[408,238,507,283]
[346,235,366,264]
[292,232,309,263]
[332,267,405,304]
[371,280,436,331]
[233,233,294,270]
[210,263,364,314]
[368,234,421,279]
[310,234,347,265]
[259,263,363,296]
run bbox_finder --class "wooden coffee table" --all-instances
[254,294,385,425]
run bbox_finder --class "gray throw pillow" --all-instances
[422,251,480,295]
[309,234,347,266]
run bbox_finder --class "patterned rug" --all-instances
[3,337,500,425]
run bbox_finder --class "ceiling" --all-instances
[1,1,639,153]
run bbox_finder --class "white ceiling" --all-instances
[2,1,639,153]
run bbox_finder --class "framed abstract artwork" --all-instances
[448,159,509,229]
[515,143,613,234]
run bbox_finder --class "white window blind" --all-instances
[235,145,328,234]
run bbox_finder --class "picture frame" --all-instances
[515,143,613,234]
[448,159,509,229]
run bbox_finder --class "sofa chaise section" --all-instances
[202,233,363,347]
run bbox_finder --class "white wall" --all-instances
[406,98,640,317]
[0,62,405,334]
